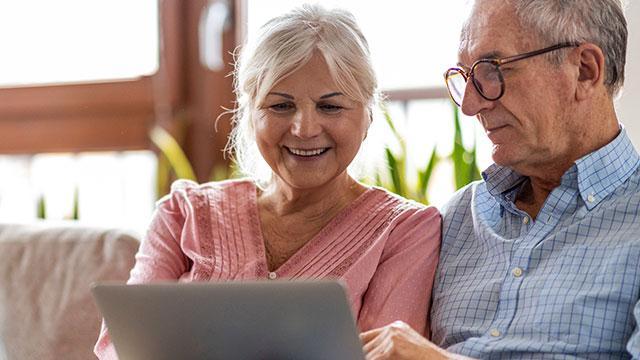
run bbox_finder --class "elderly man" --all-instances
[362,0,640,358]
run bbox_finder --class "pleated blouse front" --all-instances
[95,178,440,359]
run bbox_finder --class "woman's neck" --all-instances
[258,173,367,218]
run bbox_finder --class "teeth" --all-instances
[288,147,327,156]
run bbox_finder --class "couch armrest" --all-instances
[0,222,139,360]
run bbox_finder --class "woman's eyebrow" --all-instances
[320,92,344,99]
[267,92,294,99]
[267,91,344,100]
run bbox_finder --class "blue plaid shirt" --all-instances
[431,128,640,359]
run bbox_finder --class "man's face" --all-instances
[458,1,580,175]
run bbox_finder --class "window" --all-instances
[0,152,156,234]
[0,0,158,87]
[0,1,183,233]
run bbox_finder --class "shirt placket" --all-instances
[483,186,576,342]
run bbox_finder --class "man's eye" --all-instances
[500,67,513,75]
[318,103,343,113]
[269,103,294,112]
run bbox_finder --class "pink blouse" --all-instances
[95,179,441,359]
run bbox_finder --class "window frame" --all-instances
[0,0,184,155]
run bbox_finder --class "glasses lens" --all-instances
[472,62,503,100]
[445,69,466,106]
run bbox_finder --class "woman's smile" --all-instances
[284,146,331,160]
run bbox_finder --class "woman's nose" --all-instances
[290,107,322,139]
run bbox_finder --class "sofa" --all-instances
[0,222,139,360]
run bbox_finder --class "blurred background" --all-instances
[1,0,638,235]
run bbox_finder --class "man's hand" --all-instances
[360,321,471,360]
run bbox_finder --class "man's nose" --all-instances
[460,79,495,116]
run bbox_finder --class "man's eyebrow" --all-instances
[457,51,506,68]
[477,51,503,60]
[267,92,294,99]
[320,92,344,99]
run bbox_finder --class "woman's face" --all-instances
[252,52,370,190]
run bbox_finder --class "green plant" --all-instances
[151,125,236,198]
[35,186,79,220]
[450,102,482,190]
[37,194,46,219]
[150,125,198,197]
[375,102,481,204]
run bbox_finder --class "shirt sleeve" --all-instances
[356,206,441,337]
[94,180,194,359]
[628,298,640,358]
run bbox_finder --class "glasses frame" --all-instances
[444,42,581,106]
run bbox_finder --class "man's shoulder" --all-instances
[611,165,640,200]
[439,180,489,249]
[440,180,487,219]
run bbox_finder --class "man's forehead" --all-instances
[457,1,528,65]
[458,34,512,66]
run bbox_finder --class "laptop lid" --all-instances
[92,281,365,360]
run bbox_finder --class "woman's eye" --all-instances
[268,102,294,112]
[318,103,343,113]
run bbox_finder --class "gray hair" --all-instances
[227,4,379,184]
[512,0,627,96]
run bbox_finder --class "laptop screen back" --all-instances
[92,281,365,360]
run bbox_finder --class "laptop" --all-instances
[91,281,366,360]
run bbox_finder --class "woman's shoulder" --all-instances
[358,186,440,253]
[157,178,256,209]
[166,178,254,196]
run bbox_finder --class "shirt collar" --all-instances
[573,127,640,209]
[482,127,640,209]
[482,164,526,199]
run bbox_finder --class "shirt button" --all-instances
[490,329,501,337]
[522,216,530,225]
[268,272,277,280]
[512,267,523,277]
[587,193,596,203]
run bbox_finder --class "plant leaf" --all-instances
[385,147,405,196]
[37,194,46,219]
[417,147,439,204]
[150,126,197,182]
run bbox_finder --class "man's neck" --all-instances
[513,101,620,219]
[514,177,558,219]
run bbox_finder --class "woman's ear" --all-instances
[575,43,606,101]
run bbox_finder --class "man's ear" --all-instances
[575,43,606,101]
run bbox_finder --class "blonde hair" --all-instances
[227,4,379,185]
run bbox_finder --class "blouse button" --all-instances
[268,272,277,280]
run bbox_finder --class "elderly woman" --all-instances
[95,4,440,358]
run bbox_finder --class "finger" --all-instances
[365,338,394,360]
[362,332,386,354]
[390,320,410,331]
[360,327,384,343]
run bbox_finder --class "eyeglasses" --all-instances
[444,42,580,107]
